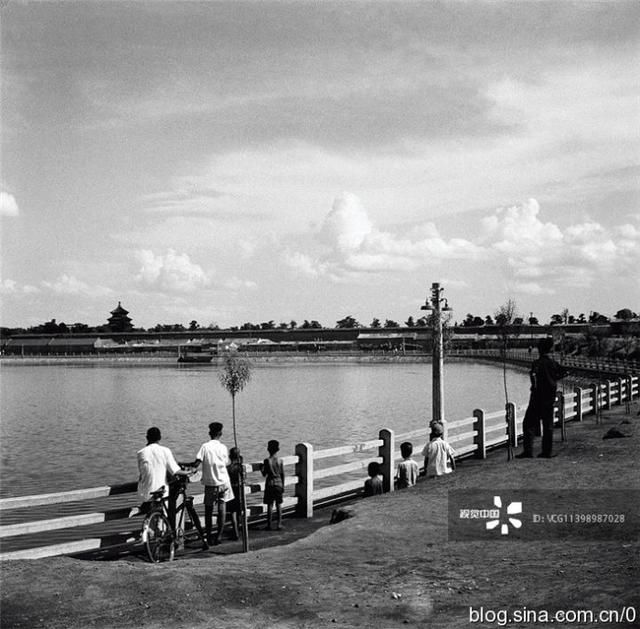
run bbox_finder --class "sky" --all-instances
[1,1,639,330]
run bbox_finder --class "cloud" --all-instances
[41,274,113,297]
[0,279,18,294]
[481,199,563,253]
[219,277,258,291]
[282,251,326,279]
[139,187,225,214]
[284,193,482,280]
[0,191,19,217]
[135,249,210,293]
[512,282,555,296]
[319,193,373,252]
[480,199,640,295]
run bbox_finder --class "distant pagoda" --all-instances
[107,302,133,332]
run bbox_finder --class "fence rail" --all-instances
[1,372,637,561]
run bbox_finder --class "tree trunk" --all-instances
[232,395,249,552]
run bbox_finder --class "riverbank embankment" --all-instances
[0,353,435,366]
[2,400,638,629]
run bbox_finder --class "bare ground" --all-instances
[2,402,639,629]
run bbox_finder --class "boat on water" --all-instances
[177,345,215,363]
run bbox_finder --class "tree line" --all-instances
[1,308,637,338]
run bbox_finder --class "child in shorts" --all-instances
[261,440,285,530]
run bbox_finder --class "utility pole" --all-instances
[421,282,451,433]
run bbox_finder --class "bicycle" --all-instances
[141,468,208,563]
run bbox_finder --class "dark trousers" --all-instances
[522,396,555,456]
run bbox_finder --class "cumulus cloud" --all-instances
[480,199,640,295]
[285,192,481,279]
[0,191,19,216]
[283,193,639,303]
[135,249,210,293]
[319,193,373,252]
[481,199,563,252]
[41,274,113,297]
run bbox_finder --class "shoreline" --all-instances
[0,352,438,366]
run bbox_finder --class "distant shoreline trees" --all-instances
[2,307,638,339]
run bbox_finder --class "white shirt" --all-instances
[422,438,455,477]
[137,442,181,501]
[196,439,231,487]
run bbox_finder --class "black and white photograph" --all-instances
[1,1,639,627]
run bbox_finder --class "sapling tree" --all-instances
[219,354,252,551]
[494,299,520,406]
[495,299,520,460]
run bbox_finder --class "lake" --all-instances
[0,359,532,498]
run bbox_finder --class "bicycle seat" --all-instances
[149,487,165,500]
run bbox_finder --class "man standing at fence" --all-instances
[192,422,233,546]
[136,427,190,514]
[517,337,568,459]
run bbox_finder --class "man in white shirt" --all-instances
[136,427,189,514]
[191,422,233,545]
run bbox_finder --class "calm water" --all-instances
[0,360,531,498]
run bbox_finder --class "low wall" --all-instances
[1,373,637,561]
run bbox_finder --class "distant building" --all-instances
[107,302,133,333]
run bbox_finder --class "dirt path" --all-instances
[2,403,639,629]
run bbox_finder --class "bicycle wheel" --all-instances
[142,511,175,563]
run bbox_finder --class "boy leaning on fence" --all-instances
[191,422,233,546]
[363,461,384,497]
[517,336,569,459]
[261,439,285,531]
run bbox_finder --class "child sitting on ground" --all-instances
[261,439,285,530]
[395,441,420,489]
[363,461,384,497]
[422,423,456,478]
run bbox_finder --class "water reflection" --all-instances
[0,361,531,497]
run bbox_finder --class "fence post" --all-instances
[295,442,313,518]
[473,408,486,459]
[589,383,598,420]
[557,393,567,442]
[616,377,624,406]
[574,387,584,422]
[379,428,395,493]
[603,380,612,410]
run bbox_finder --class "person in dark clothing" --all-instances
[225,447,242,541]
[517,337,568,459]
[363,461,383,497]
[261,440,285,530]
